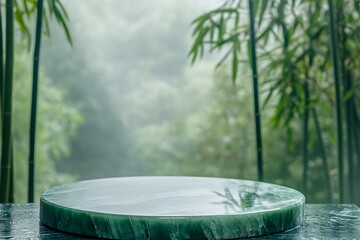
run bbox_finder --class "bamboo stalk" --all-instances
[28,0,44,203]
[248,0,264,181]
[302,82,309,196]
[9,148,14,203]
[337,2,355,203]
[0,0,14,204]
[327,0,344,203]
[353,106,360,201]
[313,109,333,203]
[342,71,354,203]
[0,0,3,107]
[0,4,4,199]
[0,0,14,203]
[347,95,355,202]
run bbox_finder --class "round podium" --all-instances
[40,177,304,239]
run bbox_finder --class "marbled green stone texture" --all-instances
[40,177,305,239]
[2,204,359,239]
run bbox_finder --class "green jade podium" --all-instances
[40,177,305,239]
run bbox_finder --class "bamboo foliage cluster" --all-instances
[190,0,360,203]
[0,0,71,203]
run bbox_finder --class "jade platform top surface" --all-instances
[40,176,304,217]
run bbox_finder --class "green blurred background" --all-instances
[4,0,360,205]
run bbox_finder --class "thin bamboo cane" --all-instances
[9,148,14,203]
[0,0,3,107]
[248,0,264,181]
[353,106,360,203]
[351,100,360,204]
[0,0,14,204]
[346,81,354,199]
[302,83,309,196]
[28,0,44,203]
[313,109,333,203]
[0,3,4,198]
[354,108,360,176]
[327,0,344,203]
[338,3,355,203]
[342,72,354,202]
[0,0,14,203]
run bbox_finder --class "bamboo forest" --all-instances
[0,0,360,206]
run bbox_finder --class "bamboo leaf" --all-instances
[295,48,310,63]
[343,84,359,101]
[14,8,31,50]
[253,0,259,18]
[199,42,204,59]
[257,20,275,43]
[247,38,252,65]
[218,14,225,43]
[215,47,232,69]
[356,0,360,12]
[277,18,289,49]
[191,12,209,25]
[277,0,286,19]
[234,11,240,29]
[47,0,54,17]
[22,0,31,17]
[309,45,315,66]
[55,0,69,20]
[287,127,295,150]
[232,46,238,84]
[42,8,50,37]
[57,15,73,45]
[190,48,198,65]
[189,26,209,64]
[212,33,240,50]
[212,8,239,14]
[48,0,73,45]
[192,14,209,37]
[258,0,268,27]
[312,25,326,40]
[209,24,215,45]
[263,87,275,108]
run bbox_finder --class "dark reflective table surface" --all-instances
[1,204,359,239]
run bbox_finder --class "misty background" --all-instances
[41,0,223,179]
[11,0,337,203]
